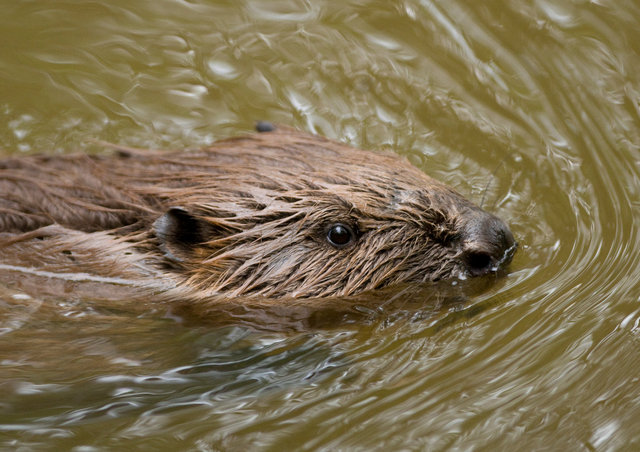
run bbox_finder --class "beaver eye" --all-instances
[326,223,355,248]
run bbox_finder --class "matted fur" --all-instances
[0,126,514,301]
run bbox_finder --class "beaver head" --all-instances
[0,124,516,300]
[145,125,516,299]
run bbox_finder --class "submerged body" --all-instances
[0,124,515,301]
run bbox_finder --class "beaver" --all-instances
[0,123,516,301]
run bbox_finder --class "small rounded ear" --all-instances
[153,207,209,262]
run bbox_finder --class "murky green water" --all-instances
[1,0,639,450]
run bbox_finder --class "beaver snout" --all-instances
[459,211,516,277]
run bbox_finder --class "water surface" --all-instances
[1,0,640,450]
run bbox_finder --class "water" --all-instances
[1,0,639,449]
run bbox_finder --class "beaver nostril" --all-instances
[464,250,494,275]
[459,210,516,277]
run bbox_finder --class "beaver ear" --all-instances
[153,207,211,262]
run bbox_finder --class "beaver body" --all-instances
[0,125,515,300]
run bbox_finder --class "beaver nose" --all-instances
[460,212,516,277]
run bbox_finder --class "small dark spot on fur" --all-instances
[255,121,276,133]
[62,249,76,262]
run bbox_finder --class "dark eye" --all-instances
[326,223,355,248]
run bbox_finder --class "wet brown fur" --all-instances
[0,126,510,301]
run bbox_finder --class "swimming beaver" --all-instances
[0,123,515,300]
